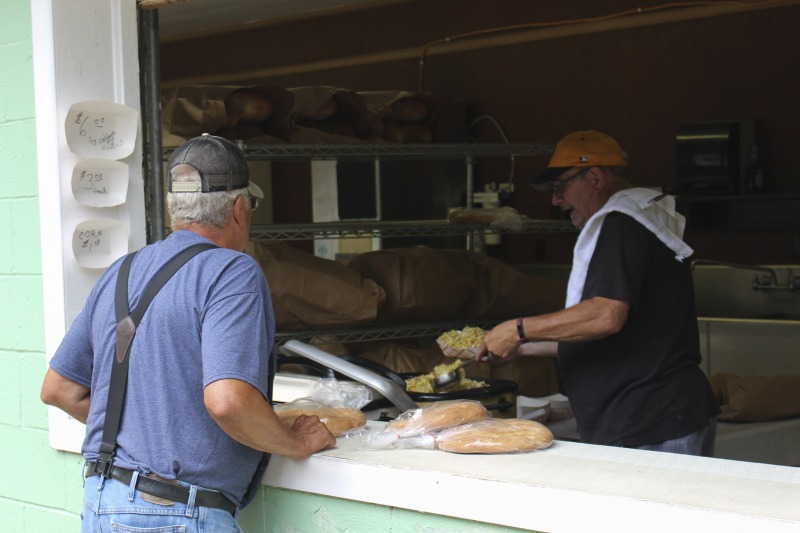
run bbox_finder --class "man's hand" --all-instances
[291,414,337,450]
[479,297,629,361]
[479,319,523,361]
[205,379,336,459]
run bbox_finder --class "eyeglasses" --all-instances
[248,195,260,212]
[552,167,590,199]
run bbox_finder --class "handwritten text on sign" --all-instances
[71,159,129,207]
[78,227,110,254]
[72,219,127,269]
[72,112,123,152]
[65,101,138,160]
[79,169,108,195]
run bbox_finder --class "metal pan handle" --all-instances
[281,340,418,412]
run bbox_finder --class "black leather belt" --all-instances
[86,462,236,516]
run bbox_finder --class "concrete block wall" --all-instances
[0,1,82,530]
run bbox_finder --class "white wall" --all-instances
[32,0,145,452]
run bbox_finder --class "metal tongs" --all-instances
[433,357,483,388]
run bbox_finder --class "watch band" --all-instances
[516,317,526,341]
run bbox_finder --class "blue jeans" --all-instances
[634,418,717,457]
[82,470,242,532]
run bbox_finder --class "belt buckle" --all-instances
[141,474,179,506]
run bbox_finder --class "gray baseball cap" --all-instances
[167,133,263,200]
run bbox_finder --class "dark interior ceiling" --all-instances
[155,0,399,40]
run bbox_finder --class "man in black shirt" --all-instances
[480,130,720,455]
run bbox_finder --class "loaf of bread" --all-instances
[305,98,338,122]
[381,119,403,143]
[387,399,489,437]
[224,88,274,126]
[276,401,366,437]
[389,97,428,122]
[435,418,554,454]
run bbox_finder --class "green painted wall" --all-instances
[0,2,534,531]
[248,487,535,533]
[0,1,83,531]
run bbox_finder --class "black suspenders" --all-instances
[94,243,217,476]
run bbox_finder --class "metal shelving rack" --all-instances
[275,318,511,344]
[250,218,575,241]
[165,141,570,344]
[168,142,567,242]
[162,142,554,161]
[142,9,565,345]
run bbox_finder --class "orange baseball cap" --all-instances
[531,130,628,191]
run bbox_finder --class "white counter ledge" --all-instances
[264,422,800,533]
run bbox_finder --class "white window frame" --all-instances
[32,0,146,453]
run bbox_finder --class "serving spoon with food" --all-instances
[433,357,484,388]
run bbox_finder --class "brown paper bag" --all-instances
[445,251,566,318]
[358,341,444,375]
[346,247,479,322]
[330,90,383,139]
[161,85,234,138]
[161,84,295,144]
[289,85,343,122]
[710,373,800,422]
[359,90,466,143]
[252,241,384,330]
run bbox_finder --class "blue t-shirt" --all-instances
[50,230,275,506]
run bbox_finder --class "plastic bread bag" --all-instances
[433,418,554,454]
[388,399,490,437]
[274,378,372,437]
[390,418,555,454]
[356,399,490,449]
[308,377,373,409]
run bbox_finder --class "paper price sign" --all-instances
[72,219,127,269]
[65,101,138,160]
[71,159,129,207]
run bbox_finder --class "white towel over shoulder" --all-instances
[565,188,694,308]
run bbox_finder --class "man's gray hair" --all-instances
[167,189,246,229]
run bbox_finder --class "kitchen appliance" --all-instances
[396,373,517,418]
[675,119,758,194]
[279,340,417,411]
[278,340,517,420]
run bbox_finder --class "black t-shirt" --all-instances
[558,212,720,447]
